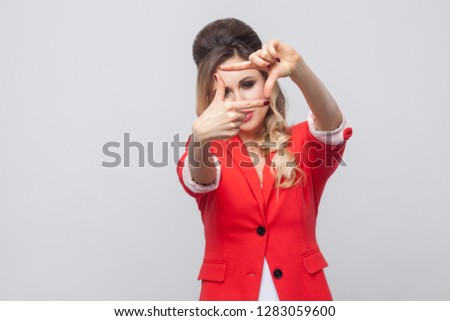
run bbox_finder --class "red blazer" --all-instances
[177,120,352,300]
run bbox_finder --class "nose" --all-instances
[227,90,245,102]
[227,91,254,113]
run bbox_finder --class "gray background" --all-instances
[1,0,449,300]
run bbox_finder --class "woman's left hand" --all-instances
[218,39,303,98]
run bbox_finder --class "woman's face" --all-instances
[214,56,269,141]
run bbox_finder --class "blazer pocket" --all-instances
[303,250,328,274]
[197,260,227,282]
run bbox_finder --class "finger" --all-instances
[228,120,243,130]
[235,112,247,122]
[259,46,276,64]
[267,39,281,62]
[218,60,255,71]
[213,73,226,102]
[226,110,247,121]
[227,128,240,138]
[249,51,273,70]
[234,120,243,128]
[225,99,270,110]
[264,75,278,99]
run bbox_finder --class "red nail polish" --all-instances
[214,74,217,81]
[264,100,270,105]
[276,57,281,62]
[267,64,271,69]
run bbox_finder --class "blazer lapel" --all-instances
[262,154,276,207]
[225,135,265,216]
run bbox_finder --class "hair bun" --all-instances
[192,18,262,67]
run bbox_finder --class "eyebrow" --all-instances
[236,76,256,86]
[213,76,256,95]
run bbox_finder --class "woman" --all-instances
[176,18,353,301]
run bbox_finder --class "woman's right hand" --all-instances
[192,73,270,142]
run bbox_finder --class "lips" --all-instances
[243,111,253,122]
[242,108,255,115]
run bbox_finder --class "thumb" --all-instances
[264,74,278,99]
[213,73,226,102]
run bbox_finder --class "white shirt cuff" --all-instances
[307,110,350,145]
[182,153,221,194]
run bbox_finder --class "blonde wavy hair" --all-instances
[193,18,305,198]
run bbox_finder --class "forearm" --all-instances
[187,133,217,185]
[290,58,343,131]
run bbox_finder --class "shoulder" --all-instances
[287,120,310,147]
[288,120,309,136]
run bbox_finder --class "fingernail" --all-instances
[214,74,217,81]
[276,57,281,62]
[264,100,270,105]
[267,64,271,69]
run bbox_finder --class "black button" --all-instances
[273,269,283,279]
[256,226,266,236]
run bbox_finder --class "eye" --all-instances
[242,81,255,89]
[223,81,254,98]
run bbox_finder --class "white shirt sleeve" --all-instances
[307,110,351,145]
[182,153,221,194]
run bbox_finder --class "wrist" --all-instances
[191,122,209,145]
[192,121,203,141]
[289,56,307,85]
